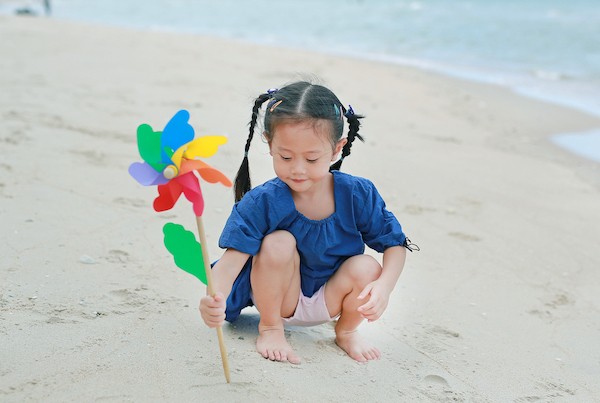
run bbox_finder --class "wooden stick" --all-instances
[195,215,231,384]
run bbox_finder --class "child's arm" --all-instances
[356,245,407,322]
[199,248,250,328]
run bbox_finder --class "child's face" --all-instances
[269,120,346,195]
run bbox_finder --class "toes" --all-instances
[265,349,285,362]
[288,353,301,365]
[260,348,301,364]
[363,348,380,361]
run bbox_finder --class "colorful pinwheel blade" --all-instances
[137,124,166,171]
[183,135,228,159]
[154,180,184,212]
[163,223,206,285]
[180,160,232,187]
[161,110,194,162]
[129,162,168,186]
[178,172,205,216]
[197,167,232,187]
[170,145,186,171]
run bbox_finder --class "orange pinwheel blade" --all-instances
[180,159,232,187]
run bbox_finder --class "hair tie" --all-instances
[267,88,279,97]
[344,105,355,118]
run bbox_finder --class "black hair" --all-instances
[234,81,364,202]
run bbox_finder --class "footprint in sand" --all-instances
[424,374,449,386]
[109,288,148,308]
[404,204,437,215]
[415,325,461,355]
[0,129,26,145]
[448,231,481,242]
[429,325,460,339]
[527,292,574,323]
[112,197,147,208]
[432,136,461,144]
[544,293,573,309]
[69,149,107,166]
[104,249,131,264]
[514,380,576,401]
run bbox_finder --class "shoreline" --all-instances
[14,11,600,165]
[3,5,599,123]
[2,15,600,401]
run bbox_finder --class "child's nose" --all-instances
[291,160,306,175]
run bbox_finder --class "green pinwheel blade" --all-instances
[163,223,206,285]
[137,124,166,172]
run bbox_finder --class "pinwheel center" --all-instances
[163,165,179,179]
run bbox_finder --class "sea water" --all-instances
[2,0,599,162]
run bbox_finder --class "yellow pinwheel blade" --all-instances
[183,135,228,159]
[170,145,186,169]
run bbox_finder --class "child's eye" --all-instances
[306,158,318,163]
[280,155,291,161]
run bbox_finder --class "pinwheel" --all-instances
[129,109,231,216]
[129,110,232,383]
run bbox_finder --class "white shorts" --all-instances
[252,285,338,327]
[283,285,338,327]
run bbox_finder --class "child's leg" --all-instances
[251,230,301,364]
[324,255,383,362]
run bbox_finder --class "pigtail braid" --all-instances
[330,105,364,171]
[234,92,272,202]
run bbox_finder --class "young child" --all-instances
[199,81,415,364]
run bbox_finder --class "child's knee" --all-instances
[257,230,297,264]
[344,255,382,285]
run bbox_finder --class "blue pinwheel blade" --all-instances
[161,110,194,162]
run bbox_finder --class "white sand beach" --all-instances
[1,16,600,402]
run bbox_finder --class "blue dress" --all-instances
[218,170,406,322]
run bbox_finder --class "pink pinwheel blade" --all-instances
[177,172,205,217]
[129,162,168,186]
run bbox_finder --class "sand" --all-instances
[1,16,600,402]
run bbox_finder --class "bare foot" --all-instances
[335,330,381,362]
[257,325,301,364]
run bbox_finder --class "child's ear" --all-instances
[332,138,348,160]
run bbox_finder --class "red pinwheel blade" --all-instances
[153,180,183,212]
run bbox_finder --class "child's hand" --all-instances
[199,292,226,328]
[356,281,392,322]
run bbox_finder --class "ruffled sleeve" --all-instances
[353,177,406,252]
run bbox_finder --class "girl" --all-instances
[200,81,415,364]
